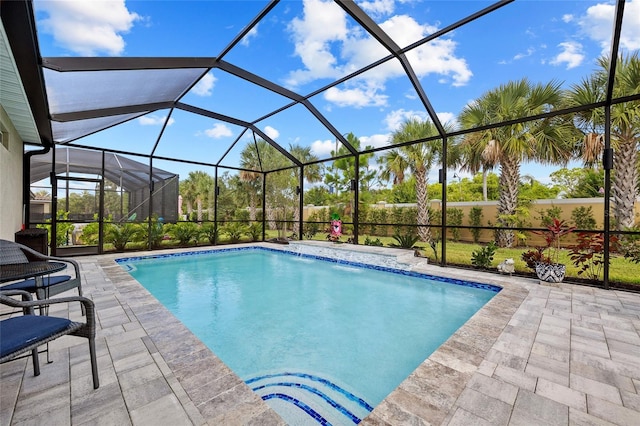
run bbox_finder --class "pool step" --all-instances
[246,372,373,425]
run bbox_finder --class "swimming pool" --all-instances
[118,247,499,425]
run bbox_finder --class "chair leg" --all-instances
[31,348,40,376]
[89,338,99,389]
[77,287,86,316]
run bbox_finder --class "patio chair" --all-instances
[0,290,99,389]
[0,239,85,315]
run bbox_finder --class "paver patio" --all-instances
[1,242,639,425]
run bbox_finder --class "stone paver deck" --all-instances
[1,242,639,425]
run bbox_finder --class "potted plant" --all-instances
[521,218,575,283]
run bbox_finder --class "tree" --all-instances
[179,171,214,220]
[239,141,266,221]
[460,134,497,201]
[323,133,377,196]
[289,144,322,236]
[459,78,577,247]
[379,118,458,243]
[240,139,294,231]
[566,53,640,229]
[550,167,605,198]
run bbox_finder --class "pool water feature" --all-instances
[118,247,499,425]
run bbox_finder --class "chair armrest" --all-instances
[0,289,34,300]
[0,294,96,330]
[0,290,35,314]
[19,244,81,278]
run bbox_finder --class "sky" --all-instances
[32,0,640,186]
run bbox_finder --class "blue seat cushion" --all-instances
[0,315,72,358]
[2,275,71,292]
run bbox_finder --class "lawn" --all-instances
[303,233,640,287]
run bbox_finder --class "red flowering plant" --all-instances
[568,232,618,281]
[521,218,576,269]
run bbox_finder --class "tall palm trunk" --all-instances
[293,207,300,237]
[249,193,257,221]
[497,155,520,247]
[612,130,638,229]
[415,168,432,242]
[482,168,488,201]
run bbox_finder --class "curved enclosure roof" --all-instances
[30,147,177,191]
[3,0,640,173]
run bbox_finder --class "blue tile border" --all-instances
[262,393,331,425]
[253,382,361,424]
[116,246,502,293]
[246,372,374,412]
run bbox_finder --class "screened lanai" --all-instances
[2,0,640,288]
[29,147,178,222]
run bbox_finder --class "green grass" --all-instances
[108,229,640,287]
[305,233,640,287]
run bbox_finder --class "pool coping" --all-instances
[104,242,532,424]
[6,241,639,424]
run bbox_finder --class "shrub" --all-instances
[222,222,247,243]
[169,222,200,246]
[134,216,165,249]
[369,208,388,236]
[390,232,419,249]
[446,208,464,241]
[201,222,218,244]
[471,241,497,269]
[536,206,562,228]
[302,220,320,239]
[571,206,596,230]
[105,223,138,251]
[246,222,262,241]
[469,206,483,243]
[569,232,618,280]
[364,236,384,246]
[521,247,548,270]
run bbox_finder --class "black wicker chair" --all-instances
[0,239,84,314]
[0,290,99,389]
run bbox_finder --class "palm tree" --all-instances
[179,171,213,219]
[459,78,577,247]
[324,133,376,194]
[239,142,264,221]
[289,144,322,236]
[566,53,640,230]
[460,134,497,201]
[379,118,457,243]
[240,139,293,231]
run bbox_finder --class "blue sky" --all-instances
[32,0,640,185]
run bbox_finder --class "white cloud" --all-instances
[513,47,535,60]
[286,0,472,106]
[324,86,388,108]
[578,0,640,53]
[550,41,584,69]
[359,133,390,149]
[383,109,455,132]
[264,126,280,140]
[137,115,174,126]
[562,14,574,23]
[310,139,336,157]
[35,0,141,55]
[436,112,457,127]
[384,109,428,131]
[192,72,216,96]
[286,0,348,87]
[204,123,232,138]
[357,0,395,17]
[241,25,259,46]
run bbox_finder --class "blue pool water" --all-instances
[118,247,499,425]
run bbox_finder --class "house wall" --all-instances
[0,105,24,240]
